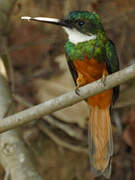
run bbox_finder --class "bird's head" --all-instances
[22,11,104,44]
[64,11,103,35]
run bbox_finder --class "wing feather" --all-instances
[105,40,120,104]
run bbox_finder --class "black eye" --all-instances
[78,21,85,26]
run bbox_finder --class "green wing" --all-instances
[105,40,120,104]
[65,53,78,86]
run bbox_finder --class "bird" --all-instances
[22,11,119,178]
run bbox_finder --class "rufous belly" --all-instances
[73,57,113,109]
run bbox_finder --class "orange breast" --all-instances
[73,57,113,109]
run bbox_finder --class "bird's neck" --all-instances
[65,33,107,62]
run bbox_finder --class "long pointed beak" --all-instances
[21,16,71,28]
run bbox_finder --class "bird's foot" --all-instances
[101,74,106,86]
[75,85,80,96]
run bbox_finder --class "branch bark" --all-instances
[14,94,86,141]
[0,59,43,180]
[0,64,135,133]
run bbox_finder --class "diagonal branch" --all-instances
[0,64,135,133]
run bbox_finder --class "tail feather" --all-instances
[88,106,113,178]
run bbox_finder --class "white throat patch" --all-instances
[63,27,96,44]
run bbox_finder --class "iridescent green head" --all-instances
[65,11,104,35]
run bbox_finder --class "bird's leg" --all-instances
[101,69,108,86]
[101,74,106,86]
[75,72,87,95]
[75,84,81,95]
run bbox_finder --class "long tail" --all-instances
[88,106,113,179]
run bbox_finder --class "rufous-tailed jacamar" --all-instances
[22,11,119,178]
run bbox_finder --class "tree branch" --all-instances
[0,59,43,180]
[14,94,86,141]
[38,120,88,154]
[0,64,135,133]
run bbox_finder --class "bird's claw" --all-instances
[75,85,80,96]
[101,74,106,86]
